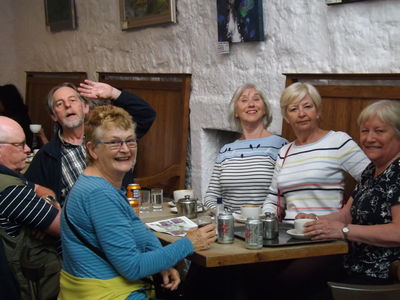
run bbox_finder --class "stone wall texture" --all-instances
[1,0,399,199]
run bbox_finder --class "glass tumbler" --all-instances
[140,189,151,213]
[151,188,163,211]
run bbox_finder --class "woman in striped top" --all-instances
[262,82,370,223]
[204,84,287,213]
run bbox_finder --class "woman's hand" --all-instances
[160,268,180,291]
[303,218,345,240]
[186,223,217,251]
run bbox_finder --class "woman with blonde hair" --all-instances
[263,82,369,222]
[300,100,400,284]
[204,83,287,213]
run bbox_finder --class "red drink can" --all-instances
[217,212,234,244]
[245,218,263,249]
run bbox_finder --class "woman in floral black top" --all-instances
[299,100,400,284]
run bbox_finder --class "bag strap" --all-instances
[277,143,293,222]
[63,200,155,287]
[63,201,108,262]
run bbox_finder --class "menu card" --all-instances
[146,216,198,237]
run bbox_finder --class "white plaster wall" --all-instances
[0,1,18,87]
[1,0,399,199]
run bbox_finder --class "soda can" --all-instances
[217,212,234,244]
[245,218,263,249]
[127,184,140,215]
[127,183,140,198]
[262,212,279,240]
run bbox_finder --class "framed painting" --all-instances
[326,0,369,5]
[119,0,176,30]
[44,0,77,32]
[217,0,265,43]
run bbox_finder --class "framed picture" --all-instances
[119,0,176,30]
[217,0,264,43]
[44,0,77,32]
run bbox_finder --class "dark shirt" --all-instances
[0,165,58,237]
[345,158,400,280]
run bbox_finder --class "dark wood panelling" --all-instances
[99,73,191,196]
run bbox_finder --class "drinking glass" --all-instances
[151,188,163,211]
[140,189,151,213]
[196,215,213,228]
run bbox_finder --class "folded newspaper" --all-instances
[146,216,198,237]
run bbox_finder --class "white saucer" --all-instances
[170,206,204,213]
[286,229,310,240]
[168,201,175,207]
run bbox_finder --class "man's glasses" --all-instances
[0,141,26,150]
[97,139,137,151]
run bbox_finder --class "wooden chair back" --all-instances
[99,73,191,196]
[328,281,400,300]
[328,261,400,299]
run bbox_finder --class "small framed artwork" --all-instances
[44,0,77,32]
[119,0,176,30]
[217,0,265,43]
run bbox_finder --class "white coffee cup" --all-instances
[240,205,261,219]
[29,124,42,133]
[173,189,194,202]
[294,218,315,235]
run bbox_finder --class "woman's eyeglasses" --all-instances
[97,139,137,150]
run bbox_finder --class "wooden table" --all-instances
[140,203,348,268]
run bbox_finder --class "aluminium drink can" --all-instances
[127,183,140,215]
[217,212,234,244]
[245,218,263,249]
[127,183,140,198]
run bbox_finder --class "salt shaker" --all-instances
[262,212,279,240]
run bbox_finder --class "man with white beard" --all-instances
[25,80,156,205]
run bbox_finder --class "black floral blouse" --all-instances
[344,158,400,280]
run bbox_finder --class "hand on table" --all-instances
[303,218,345,240]
[186,223,217,251]
[78,79,121,101]
[160,268,180,291]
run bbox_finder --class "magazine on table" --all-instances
[146,216,198,237]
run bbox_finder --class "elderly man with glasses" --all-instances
[25,80,156,205]
[0,116,61,300]
[0,116,60,236]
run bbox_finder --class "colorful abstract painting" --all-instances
[217,0,264,43]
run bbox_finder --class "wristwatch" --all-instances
[43,195,57,204]
[342,224,350,240]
